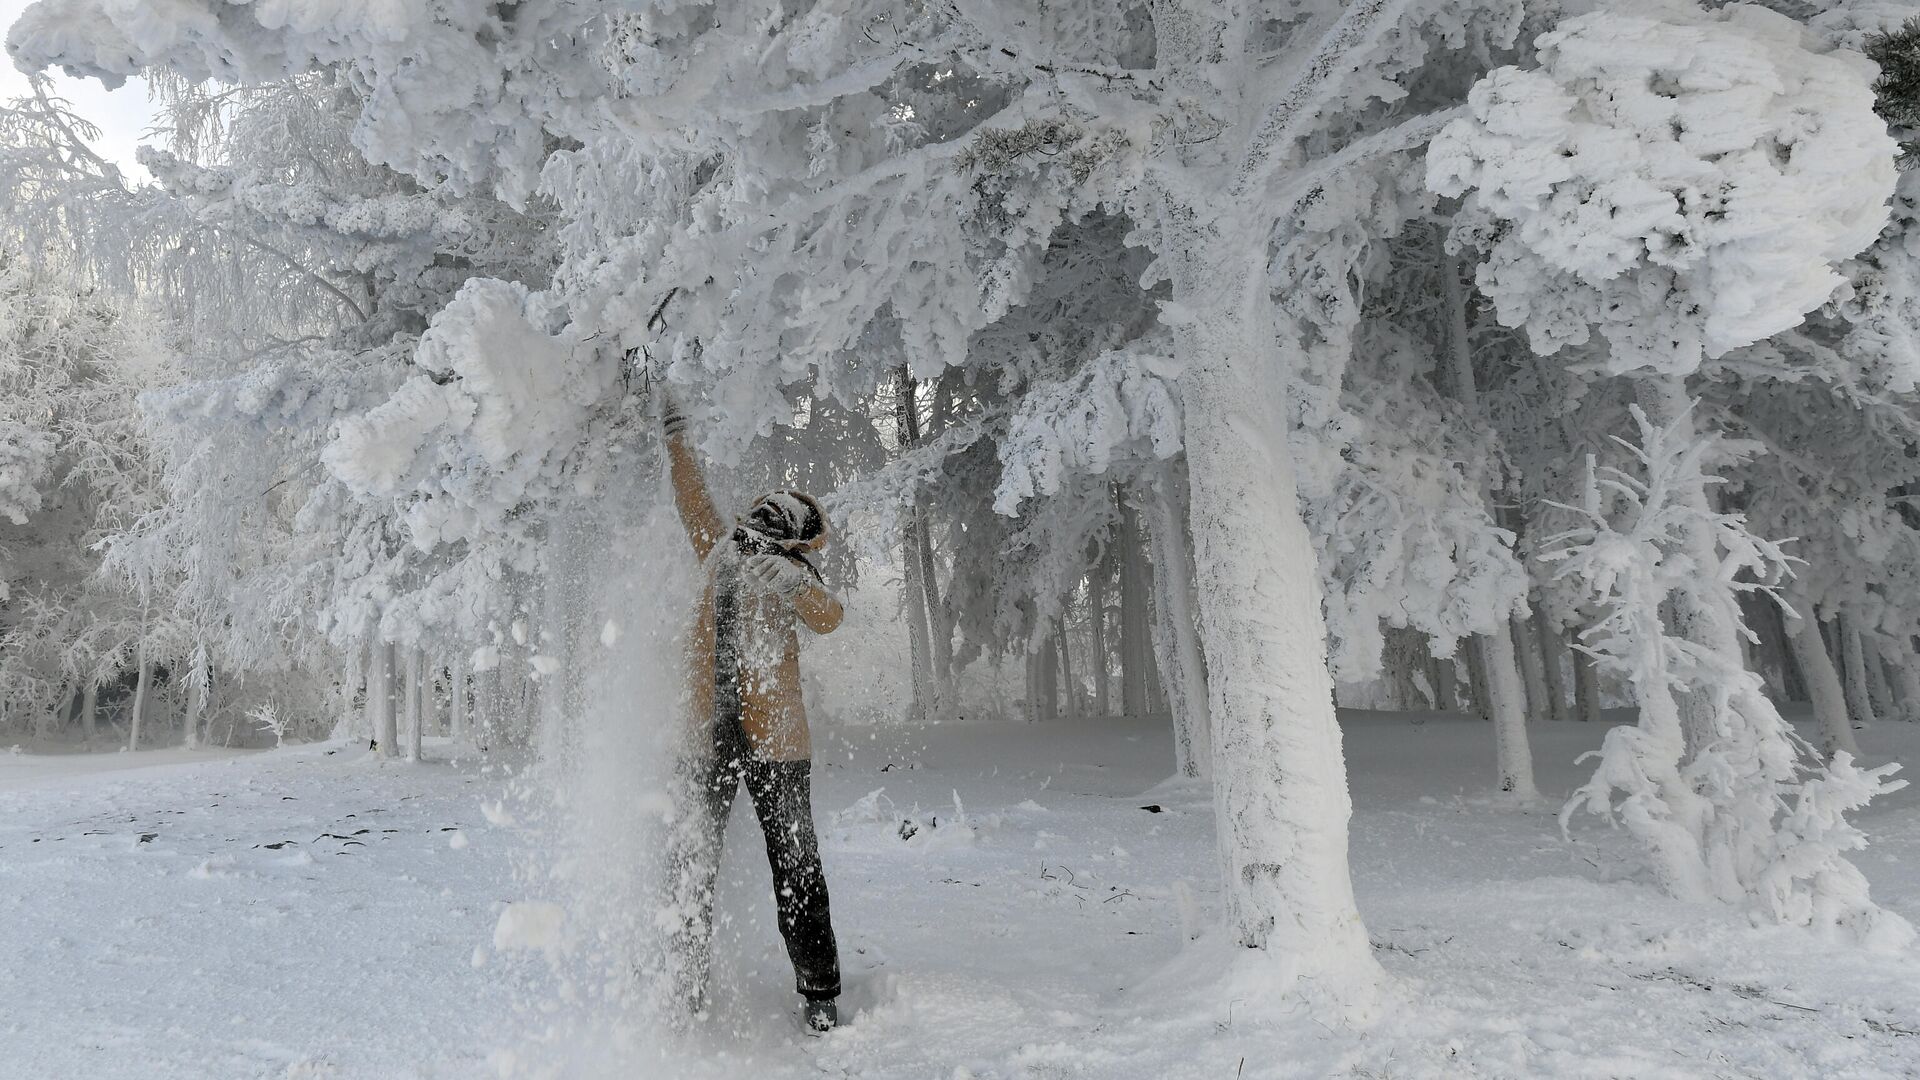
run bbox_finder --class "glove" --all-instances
[657,387,690,439]
[744,552,813,600]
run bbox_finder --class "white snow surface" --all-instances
[6,715,1920,1078]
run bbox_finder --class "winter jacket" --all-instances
[667,435,843,762]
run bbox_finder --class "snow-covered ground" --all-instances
[6,712,1920,1079]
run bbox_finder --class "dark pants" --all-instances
[665,717,841,1006]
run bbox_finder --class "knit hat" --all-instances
[739,490,829,552]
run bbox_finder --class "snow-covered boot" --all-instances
[803,998,837,1035]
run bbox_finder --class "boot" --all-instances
[803,997,837,1035]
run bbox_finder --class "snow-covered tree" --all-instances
[1549,407,1911,947]
[0,255,184,745]
[1434,0,1905,933]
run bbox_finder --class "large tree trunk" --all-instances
[1147,467,1212,778]
[80,682,97,740]
[1175,247,1378,991]
[1785,598,1858,760]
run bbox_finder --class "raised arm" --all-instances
[660,391,725,559]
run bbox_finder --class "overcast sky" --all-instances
[1,0,160,181]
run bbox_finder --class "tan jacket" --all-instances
[669,435,843,762]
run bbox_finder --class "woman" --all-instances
[658,390,845,1034]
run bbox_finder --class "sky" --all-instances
[0,0,160,181]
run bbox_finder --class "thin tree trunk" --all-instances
[1536,614,1569,722]
[1055,616,1077,720]
[1514,614,1549,725]
[405,647,423,763]
[1117,489,1152,718]
[1484,625,1540,798]
[1444,250,1536,798]
[1887,642,1920,725]
[1464,638,1492,722]
[1430,649,1459,713]
[368,638,397,757]
[183,663,206,751]
[1024,645,1040,723]
[913,501,952,711]
[895,370,935,724]
[1033,635,1057,722]
[1089,566,1110,717]
[1746,594,1796,702]
[901,523,934,723]
[35,680,66,744]
[1841,618,1879,732]
[450,655,468,742]
[1866,636,1899,724]
[1147,468,1212,778]
[128,657,153,752]
[898,375,953,712]
[81,681,97,740]
[127,597,152,752]
[920,372,959,705]
[1786,602,1859,760]
[1383,627,1425,709]
[478,664,499,750]
[1635,379,1755,759]
[1574,645,1603,724]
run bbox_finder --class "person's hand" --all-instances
[657,387,689,439]
[744,552,812,600]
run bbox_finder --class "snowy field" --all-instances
[6,712,1920,1080]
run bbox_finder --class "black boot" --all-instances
[803,997,837,1035]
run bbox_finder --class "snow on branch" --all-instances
[1429,1,1898,375]
[1234,0,1421,193]
[992,340,1182,515]
[322,279,617,555]
[822,416,995,557]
